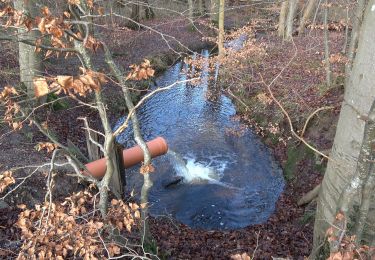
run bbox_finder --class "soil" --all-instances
[0,14,346,259]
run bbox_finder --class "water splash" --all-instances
[168,150,240,190]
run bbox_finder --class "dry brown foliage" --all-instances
[16,191,142,259]
[0,170,15,193]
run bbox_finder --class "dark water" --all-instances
[114,50,284,230]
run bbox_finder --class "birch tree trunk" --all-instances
[13,0,42,98]
[285,0,297,41]
[278,1,289,37]
[297,0,317,35]
[313,0,375,254]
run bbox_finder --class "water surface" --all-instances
[115,50,284,230]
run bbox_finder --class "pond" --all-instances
[115,50,285,230]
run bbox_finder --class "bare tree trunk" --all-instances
[345,0,367,80]
[285,0,297,41]
[218,0,225,56]
[210,0,219,24]
[323,0,331,87]
[13,0,43,98]
[313,0,375,255]
[188,0,194,25]
[129,3,141,29]
[342,6,349,53]
[102,43,153,242]
[297,0,317,35]
[198,0,207,16]
[143,0,155,19]
[278,1,289,37]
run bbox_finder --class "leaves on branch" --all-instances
[84,36,103,52]
[33,77,49,97]
[0,86,22,130]
[32,69,107,98]
[126,59,155,81]
[0,170,15,193]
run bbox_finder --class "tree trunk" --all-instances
[313,0,375,254]
[297,0,317,35]
[345,0,367,81]
[129,3,141,29]
[13,0,43,98]
[188,0,194,24]
[210,0,219,24]
[198,0,207,16]
[143,0,155,19]
[323,0,331,87]
[285,0,297,41]
[278,1,289,37]
[218,0,225,56]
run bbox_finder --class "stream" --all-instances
[115,50,285,230]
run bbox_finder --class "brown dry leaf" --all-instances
[12,121,22,130]
[129,203,139,211]
[57,75,74,88]
[0,170,15,193]
[139,164,155,175]
[0,86,18,101]
[86,0,94,8]
[328,252,343,260]
[41,6,50,16]
[97,7,105,15]
[35,142,58,153]
[68,0,81,5]
[36,17,46,34]
[231,253,251,260]
[33,77,49,97]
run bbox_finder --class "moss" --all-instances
[147,53,176,74]
[284,145,302,181]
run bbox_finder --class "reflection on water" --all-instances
[114,50,284,230]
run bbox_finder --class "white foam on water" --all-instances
[169,152,240,190]
[182,159,220,183]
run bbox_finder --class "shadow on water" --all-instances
[114,49,285,230]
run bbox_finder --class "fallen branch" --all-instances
[297,184,321,206]
[300,106,334,138]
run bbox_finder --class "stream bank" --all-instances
[147,29,346,258]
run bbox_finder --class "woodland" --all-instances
[0,0,375,259]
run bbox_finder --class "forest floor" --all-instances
[0,14,345,259]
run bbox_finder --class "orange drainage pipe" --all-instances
[84,137,168,179]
